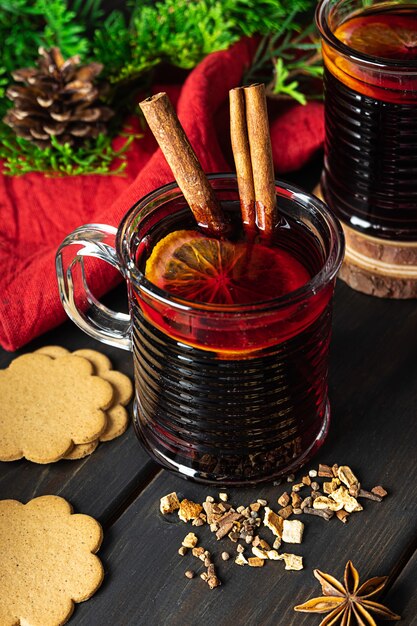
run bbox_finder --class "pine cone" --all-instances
[3,47,114,148]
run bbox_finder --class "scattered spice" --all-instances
[323,478,340,494]
[263,507,284,537]
[267,549,280,560]
[207,575,221,589]
[248,557,264,567]
[291,492,302,509]
[358,488,383,502]
[178,499,203,522]
[273,538,281,550]
[330,486,363,513]
[235,553,248,566]
[278,492,290,507]
[372,485,388,498]
[192,547,205,558]
[252,546,269,560]
[182,532,198,548]
[294,560,401,624]
[338,465,360,497]
[278,505,293,520]
[318,464,333,478]
[301,496,312,510]
[335,510,350,524]
[313,496,343,512]
[304,507,334,522]
[278,553,303,571]
[159,462,388,591]
[282,519,304,544]
[160,491,180,514]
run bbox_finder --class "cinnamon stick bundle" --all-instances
[230,83,277,236]
[139,92,230,237]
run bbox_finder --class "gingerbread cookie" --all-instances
[0,495,103,626]
[34,347,133,459]
[64,440,99,461]
[35,345,70,358]
[73,349,112,376]
[0,353,113,463]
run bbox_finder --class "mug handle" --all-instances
[56,224,132,351]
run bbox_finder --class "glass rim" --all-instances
[117,173,345,315]
[316,0,417,70]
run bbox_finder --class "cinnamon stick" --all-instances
[244,83,277,236]
[139,92,229,237]
[229,87,256,230]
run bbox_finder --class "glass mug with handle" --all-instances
[56,174,344,484]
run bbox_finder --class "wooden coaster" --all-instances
[314,185,417,299]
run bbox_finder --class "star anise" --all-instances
[294,561,401,625]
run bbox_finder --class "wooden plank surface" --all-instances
[1,155,416,624]
[0,288,158,524]
[73,282,417,625]
[385,549,417,624]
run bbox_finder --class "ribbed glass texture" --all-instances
[322,67,417,239]
[132,301,332,484]
[317,0,417,241]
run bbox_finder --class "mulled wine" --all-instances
[129,179,343,484]
[318,3,417,241]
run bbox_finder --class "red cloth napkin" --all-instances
[0,38,324,351]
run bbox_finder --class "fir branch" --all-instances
[95,0,317,84]
[244,13,323,105]
[0,128,138,176]
[0,0,91,72]
[71,0,103,30]
[223,0,311,37]
[39,0,90,58]
[92,10,132,81]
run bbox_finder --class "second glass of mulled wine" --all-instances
[317,0,417,240]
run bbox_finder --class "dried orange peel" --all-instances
[336,16,417,59]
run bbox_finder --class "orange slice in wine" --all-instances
[145,230,310,305]
[336,16,417,60]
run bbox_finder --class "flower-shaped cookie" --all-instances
[0,353,113,463]
[35,347,133,460]
[0,495,103,626]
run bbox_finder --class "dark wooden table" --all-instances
[1,168,416,625]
